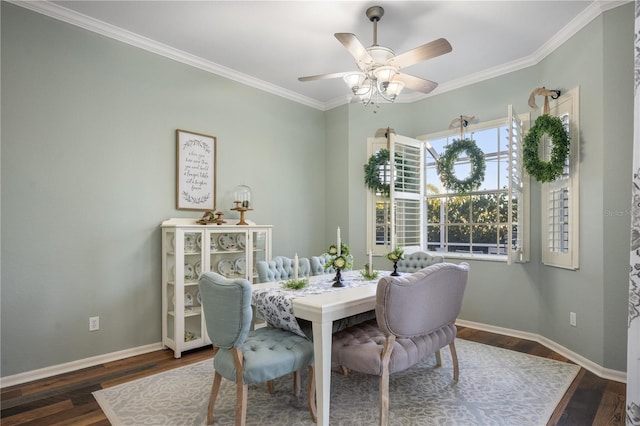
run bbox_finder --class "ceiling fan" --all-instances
[298,5,452,105]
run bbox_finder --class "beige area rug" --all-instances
[93,339,580,425]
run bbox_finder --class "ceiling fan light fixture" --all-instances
[356,79,373,96]
[298,5,452,110]
[385,80,405,99]
[343,72,367,94]
[367,45,395,64]
[373,65,398,84]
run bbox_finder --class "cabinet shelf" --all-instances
[168,306,202,317]
[167,280,199,286]
[167,250,203,256]
[161,219,272,358]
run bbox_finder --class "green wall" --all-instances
[601,4,635,371]
[339,3,634,371]
[1,3,326,376]
[1,2,633,377]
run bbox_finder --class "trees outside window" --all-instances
[367,107,529,263]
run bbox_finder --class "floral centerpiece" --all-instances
[325,242,352,287]
[360,263,379,281]
[385,247,404,276]
[282,277,309,290]
[325,242,352,269]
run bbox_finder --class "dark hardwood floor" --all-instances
[0,327,626,425]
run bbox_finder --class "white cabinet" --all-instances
[161,218,272,357]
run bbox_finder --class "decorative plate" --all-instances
[218,234,237,250]
[185,292,194,307]
[217,258,235,276]
[184,233,198,253]
[196,234,202,249]
[194,261,202,277]
[184,263,195,281]
[236,234,246,249]
[235,257,246,275]
[196,291,202,305]
[210,236,218,251]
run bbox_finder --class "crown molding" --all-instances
[362,0,631,108]
[8,0,630,112]
[7,0,325,110]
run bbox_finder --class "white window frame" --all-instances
[366,136,393,257]
[540,87,580,270]
[366,107,530,263]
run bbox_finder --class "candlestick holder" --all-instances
[391,261,400,276]
[332,268,345,287]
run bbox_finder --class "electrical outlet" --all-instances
[569,312,577,327]
[89,316,100,331]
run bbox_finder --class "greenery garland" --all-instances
[364,149,391,196]
[437,138,486,194]
[523,114,570,183]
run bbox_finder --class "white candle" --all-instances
[337,227,341,256]
[369,250,373,270]
[294,253,299,280]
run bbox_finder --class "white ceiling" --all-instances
[16,1,623,109]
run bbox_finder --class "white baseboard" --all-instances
[1,320,628,388]
[456,319,627,383]
[0,342,164,388]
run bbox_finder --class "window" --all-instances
[366,107,529,263]
[541,87,579,269]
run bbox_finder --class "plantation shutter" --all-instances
[540,87,579,270]
[389,134,424,252]
[507,105,530,264]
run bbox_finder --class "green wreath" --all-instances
[437,138,486,193]
[523,114,570,183]
[364,149,391,196]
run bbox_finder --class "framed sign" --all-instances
[176,129,216,210]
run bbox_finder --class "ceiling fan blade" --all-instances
[389,38,452,69]
[335,33,374,67]
[396,73,438,94]
[298,71,352,82]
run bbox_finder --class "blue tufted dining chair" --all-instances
[198,272,316,425]
[255,256,311,283]
[309,254,333,275]
[310,253,354,276]
[395,251,444,273]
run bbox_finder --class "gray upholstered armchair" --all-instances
[198,272,316,424]
[395,251,444,273]
[256,256,311,283]
[331,262,469,426]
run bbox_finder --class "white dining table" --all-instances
[252,270,384,426]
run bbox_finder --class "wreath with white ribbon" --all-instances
[523,114,570,183]
[437,138,486,193]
